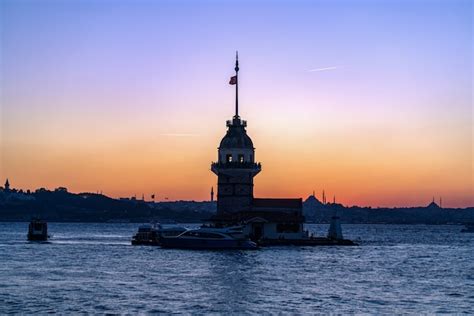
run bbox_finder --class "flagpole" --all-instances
[235,51,239,118]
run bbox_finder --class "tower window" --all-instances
[226,154,232,163]
[238,154,244,163]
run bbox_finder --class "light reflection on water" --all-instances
[0,223,473,313]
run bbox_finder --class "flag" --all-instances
[229,76,237,85]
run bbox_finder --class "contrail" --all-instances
[308,66,341,72]
[159,133,199,137]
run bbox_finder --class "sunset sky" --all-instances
[1,0,472,207]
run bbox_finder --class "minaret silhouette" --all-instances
[211,187,214,202]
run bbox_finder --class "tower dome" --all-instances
[216,117,255,164]
[219,118,254,150]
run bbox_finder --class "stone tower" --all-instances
[211,53,261,215]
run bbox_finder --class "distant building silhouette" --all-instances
[4,179,10,192]
[427,198,440,209]
[55,187,68,193]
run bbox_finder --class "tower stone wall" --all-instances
[211,118,261,215]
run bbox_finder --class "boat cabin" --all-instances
[27,219,48,241]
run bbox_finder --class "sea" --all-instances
[0,223,472,314]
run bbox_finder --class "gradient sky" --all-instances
[1,0,472,207]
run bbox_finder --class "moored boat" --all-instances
[131,223,187,245]
[159,226,258,250]
[27,219,48,241]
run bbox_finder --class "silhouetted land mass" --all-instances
[0,188,215,223]
[0,187,472,224]
[303,195,474,225]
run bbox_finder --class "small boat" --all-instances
[461,224,474,233]
[27,219,48,241]
[131,223,187,245]
[159,226,258,250]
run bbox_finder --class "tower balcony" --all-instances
[226,119,247,127]
[211,161,261,175]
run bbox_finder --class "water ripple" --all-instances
[0,223,473,314]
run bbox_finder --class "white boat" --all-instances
[159,226,258,250]
[131,223,187,245]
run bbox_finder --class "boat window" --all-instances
[34,223,44,230]
[200,232,224,239]
[162,231,179,236]
[183,231,224,238]
[277,223,300,233]
[228,233,242,238]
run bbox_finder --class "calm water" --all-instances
[0,223,473,314]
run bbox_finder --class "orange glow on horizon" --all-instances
[1,0,472,208]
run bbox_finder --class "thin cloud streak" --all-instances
[308,66,341,72]
[159,133,200,137]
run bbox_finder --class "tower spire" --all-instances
[234,51,239,118]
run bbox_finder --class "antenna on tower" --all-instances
[234,51,239,118]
